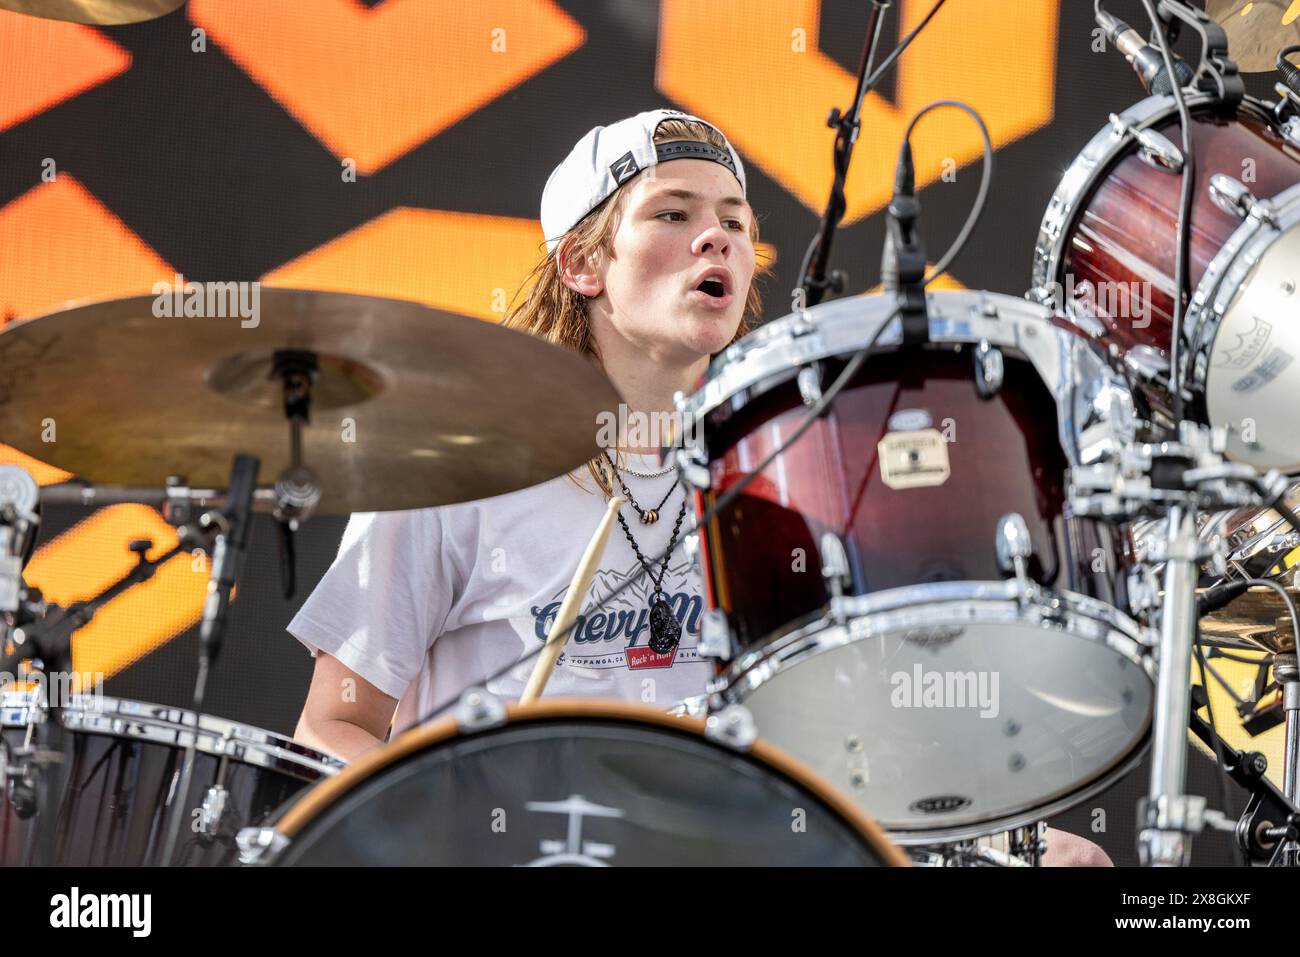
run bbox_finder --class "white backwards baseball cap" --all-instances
[540,108,746,254]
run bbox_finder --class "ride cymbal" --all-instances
[0,288,621,513]
[0,0,185,25]
[1207,0,1300,73]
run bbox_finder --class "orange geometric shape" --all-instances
[262,208,778,322]
[188,0,585,174]
[657,0,1058,224]
[21,504,213,681]
[0,174,176,323]
[262,208,548,320]
[867,265,966,295]
[0,11,131,134]
[0,443,72,486]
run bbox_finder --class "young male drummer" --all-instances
[288,110,1111,866]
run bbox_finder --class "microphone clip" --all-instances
[884,178,929,348]
[1154,0,1244,107]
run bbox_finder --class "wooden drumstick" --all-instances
[520,495,623,705]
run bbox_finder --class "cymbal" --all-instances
[0,289,621,514]
[1206,0,1300,73]
[0,0,185,25]
[1200,584,1299,654]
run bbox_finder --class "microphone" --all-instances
[1095,8,1195,95]
[881,138,928,346]
[0,466,41,646]
[1196,578,1252,617]
[880,141,915,293]
[198,453,259,664]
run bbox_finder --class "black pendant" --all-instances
[648,598,681,655]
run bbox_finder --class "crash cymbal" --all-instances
[1206,0,1300,73]
[0,0,185,25]
[0,289,621,513]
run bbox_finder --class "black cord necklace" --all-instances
[603,449,676,523]
[599,452,687,654]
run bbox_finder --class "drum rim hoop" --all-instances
[0,691,342,778]
[272,697,910,866]
[678,289,1061,426]
[1030,92,1276,305]
[714,582,1155,701]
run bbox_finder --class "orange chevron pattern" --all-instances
[657,0,1057,224]
[188,0,585,174]
[0,11,131,134]
[0,175,176,324]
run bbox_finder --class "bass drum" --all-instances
[1032,92,1300,469]
[0,692,343,866]
[239,699,907,867]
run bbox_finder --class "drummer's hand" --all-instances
[1042,827,1114,867]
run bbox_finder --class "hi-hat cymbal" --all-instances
[1207,0,1300,73]
[0,0,185,25]
[1200,584,1299,654]
[0,289,621,514]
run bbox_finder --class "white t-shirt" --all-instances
[287,453,711,737]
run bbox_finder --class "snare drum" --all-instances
[0,692,342,866]
[240,698,907,866]
[674,289,1155,843]
[1032,92,1300,469]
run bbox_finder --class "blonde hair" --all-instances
[502,118,769,495]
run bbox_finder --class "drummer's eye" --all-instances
[660,210,743,228]
[657,211,686,222]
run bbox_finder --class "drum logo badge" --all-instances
[908,795,973,815]
[1215,315,1272,370]
[877,427,951,490]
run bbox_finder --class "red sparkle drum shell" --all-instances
[1033,93,1300,467]
[1061,104,1298,355]
[689,306,1135,654]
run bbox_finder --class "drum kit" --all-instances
[2,0,1300,868]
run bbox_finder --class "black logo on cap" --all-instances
[610,151,640,185]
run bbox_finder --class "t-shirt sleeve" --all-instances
[286,508,459,700]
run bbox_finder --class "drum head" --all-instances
[722,593,1154,843]
[271,700,906,866]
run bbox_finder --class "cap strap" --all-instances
[653,139,737,178]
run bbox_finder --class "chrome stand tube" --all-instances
[1139,505,1205,867]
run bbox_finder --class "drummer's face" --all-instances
[597,159,754,361]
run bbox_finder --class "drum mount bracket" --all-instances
[456,687,507,734]
[1155,0,1244,108]
[704,704,757,752]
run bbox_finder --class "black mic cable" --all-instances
[1278,45,1300,98]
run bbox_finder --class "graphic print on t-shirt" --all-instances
[529,556,702,671]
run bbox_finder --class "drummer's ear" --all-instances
[558,239,604,299]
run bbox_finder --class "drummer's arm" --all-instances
[294,651,398,763]
[1042,826,1114,866]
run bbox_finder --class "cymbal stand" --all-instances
[1071,421,1274,866]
